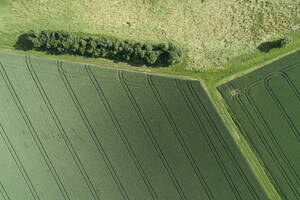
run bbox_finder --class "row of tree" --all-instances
[16,30,183,66]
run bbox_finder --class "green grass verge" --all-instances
[218,51,300,199]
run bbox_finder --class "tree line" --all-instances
[16,30,183,67]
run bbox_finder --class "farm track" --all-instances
[232,82,290,199]
[117,71,184,200]
[88,67,158,200]
[264,75,300,181]
[218,51,300,200]
[187,81,260,200]
[175,79,242,200]
[0,181,10,200]
[146,76,214,200]
[265,75,300,141]
[237,83,299,200]
[279,72,300,103]
[26,57,100,200]
[226,82,285,193]
[246,83,300,198]
[58,62,129,200]
[0,51,270,200]
[0,119,37,200]
[0,62,59,200]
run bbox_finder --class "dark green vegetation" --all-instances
[16,30,183,66]
[257,37,292,53]
[0,51,269,200]
[218,50,300,200]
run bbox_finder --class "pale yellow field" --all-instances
[1,0,299,70]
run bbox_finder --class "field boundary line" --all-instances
[224,83,284,199]
[117,70,188,200]
[232,84,288,199]
[244,83,300,199]
[0,182,9,200]
[147,75,215,200]
[216,48,300,88]
[175,79,241,200]
[188,81,261,200]
[86,66,158,200]
[226,82,287,199]
[26,57,100,200]
[58,62,129,200]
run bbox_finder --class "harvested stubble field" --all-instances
[218,50,300,200]
[0,51,269,200]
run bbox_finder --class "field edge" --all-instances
[210,49,300,200]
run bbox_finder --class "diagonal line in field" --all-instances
[117,71,188,200]
[188,81,261,200]
[175,79,242,200]
[265,74,300,141]
[0,62,44,200]
[0,122,35,200]
[230,84,288,199]
[86,66,158,200]
[147,75,215,200]
[0,182,10,200]
[26,57,99,200]
[241,82,300,199]
[280,71,300,103]
[58,62,128,200]
[264,76,300,180]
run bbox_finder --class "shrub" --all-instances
[15,30,183,67]
[279,37,292,47]
[257,36,292,52]
[15,31,37,50]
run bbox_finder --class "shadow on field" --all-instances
[257,37,292,53]
[14,33,34,51]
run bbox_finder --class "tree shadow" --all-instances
[14,33,34,51]
[257,37,291,53]
[257,40,281,53]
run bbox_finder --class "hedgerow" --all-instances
[15,30,183,66]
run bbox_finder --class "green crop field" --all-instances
[218,50,300,200]
[1,0,300,199]
[0,51,270,200]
